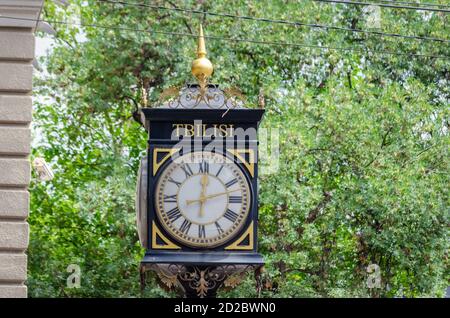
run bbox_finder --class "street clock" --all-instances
[136,25,265,297]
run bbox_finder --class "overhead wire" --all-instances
[312,0,450,13]
[371,1,450,8]
[97,0,450,44]
[0,15,448,60]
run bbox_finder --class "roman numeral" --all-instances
[179,219,192,234]
[198,161,209,174]
[166,207,182,222]
[228,196,242,204]
[215,221,224,234]
[198,224,206,238]
[180,164,193,178]
[225,178,238,188]
[163,194,177,203]
[215,165,224,177]
[223,208,239,223]
[168,177,182,187]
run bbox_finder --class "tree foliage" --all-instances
[30,0,449,297]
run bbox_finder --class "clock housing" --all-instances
[139,101,264,266]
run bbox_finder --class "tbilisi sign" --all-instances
[135,25,265,298]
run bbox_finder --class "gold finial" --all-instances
[197,24,207,58]
[258,88,265,109]
[141,85,148,108]
[191,24,213,91]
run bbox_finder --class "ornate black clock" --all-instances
[136,25,264,297]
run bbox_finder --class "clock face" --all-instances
[155,151,251,248]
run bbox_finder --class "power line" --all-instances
[373,1,450,9]
[0,15,448,60]
[313,0,450,12]
[98,0,450,44]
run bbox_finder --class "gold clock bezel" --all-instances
[154,151,252,248]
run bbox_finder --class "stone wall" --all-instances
[0,0,44,298]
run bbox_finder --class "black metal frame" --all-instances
[139,108,265,297]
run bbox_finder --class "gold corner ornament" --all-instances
[225,221,254,250]
[191,24,214,93]
[153,148,180,176]
[152,221,181,250]
[227,149,255,177]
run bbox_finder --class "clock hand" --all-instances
[202,189,240,201]
[186,188,240,205]
[199,174,209,217]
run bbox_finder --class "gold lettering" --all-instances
[172,124,184,136]
[185,124,194,137]
[229,124,234,137]
[172,124,235,137]
[195,122,203,137]
[218,124,229,137]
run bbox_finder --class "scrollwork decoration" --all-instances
[156,85,247,110]
[142,263,262,298]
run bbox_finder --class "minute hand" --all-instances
[186,189,240,205]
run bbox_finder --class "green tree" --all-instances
[30,0,449,297]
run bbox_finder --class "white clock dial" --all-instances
[155,151,251,248]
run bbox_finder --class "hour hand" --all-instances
[200,174,209,191]
[199,174,209,216]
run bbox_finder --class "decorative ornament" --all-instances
[191,24,214,95]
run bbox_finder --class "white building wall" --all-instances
[0,0,44,298]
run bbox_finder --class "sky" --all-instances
[36,35,55,58]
